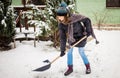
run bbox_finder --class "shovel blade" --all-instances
[33,64,51,71]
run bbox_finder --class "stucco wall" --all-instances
[76,0,120,24]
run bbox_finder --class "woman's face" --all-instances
[57,16,65,23]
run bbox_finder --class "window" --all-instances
[106,0,120,7]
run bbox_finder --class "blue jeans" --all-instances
[67,47,89,65]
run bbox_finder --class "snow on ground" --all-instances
[0,29,120,78]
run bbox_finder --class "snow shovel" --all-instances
[33,36,87,71]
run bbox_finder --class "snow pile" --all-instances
[1,19,7,27]
[0,30,120,78]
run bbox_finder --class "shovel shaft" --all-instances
[51,36,87,64]
[70,36,87,48]
[51,56,60,64]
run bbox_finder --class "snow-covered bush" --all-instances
[22,0,76,47]
[42,0,76,47]
[0,1,15,50]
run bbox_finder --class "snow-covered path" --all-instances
[0,30,120,78]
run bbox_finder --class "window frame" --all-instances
[106,0,120,8]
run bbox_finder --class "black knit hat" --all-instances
[56,2,68,16]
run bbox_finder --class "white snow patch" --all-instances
[0,29,120,78]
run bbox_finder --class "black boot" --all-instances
[64,65,73,76]
[85,64,91,74]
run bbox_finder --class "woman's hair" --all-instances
[56,15,70,25]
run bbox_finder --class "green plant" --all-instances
[0,2,15,49]
[25,0,76,47]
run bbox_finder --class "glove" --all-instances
[60,51,65,57]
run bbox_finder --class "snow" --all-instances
[0,29,120,78]
[15,26,40,39]
[1,19,7,27]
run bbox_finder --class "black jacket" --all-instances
[58,14,97,52]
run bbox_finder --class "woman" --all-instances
[56,2,99,76]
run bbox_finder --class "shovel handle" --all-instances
[50,36,87,64]
[70,36,87,48]
[50,56,60,64]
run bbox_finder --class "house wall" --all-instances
[12,0,21,6]
[76,0,120,24]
